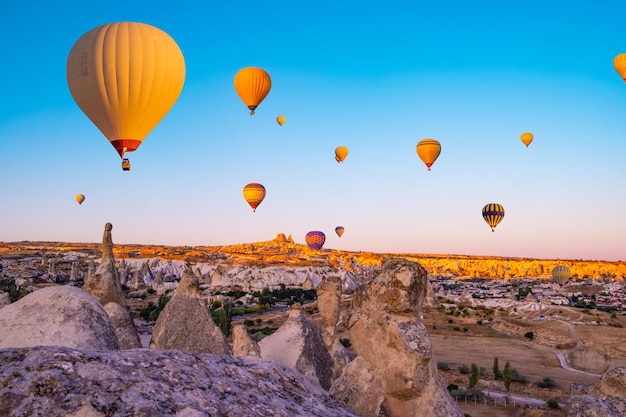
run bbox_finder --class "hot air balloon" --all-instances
[614,53,626,83]
[276,115,286,126]
[335,146,349,163]
[335,226,345,237]
[416,139,441,171]
[234,67,271,115]
[551,265,571,285]
[306,231,326,250]
[243,183,266,212]
[482,203,505,232]
[67,22,186,171]
[520,132,534,148]
[75,194,85,205]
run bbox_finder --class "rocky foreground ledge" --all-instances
[0,346,358,417]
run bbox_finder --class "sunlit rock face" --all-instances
[83,223,126,307]
[232,324,260,357]
[259,305,334,391]
[331,258,463,417]
[103,302,141,349]
[150,266,230,355]
[0,285,119,350]
[566,366,626,416]
[0,346,360,417]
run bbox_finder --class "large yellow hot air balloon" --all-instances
[416,139,441,171]
[551,265,571,285]
[67,22,186,168]
[75,194,85,205]
[520,132,534,147]
[482,203,505,232]
[614,54,626,83]
[234,67,271,115]
[276,115,286,126]
[335,146,349,163]
[243,183,266,212]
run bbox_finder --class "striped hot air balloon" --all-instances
[305,231,326,250]
[482,203,505,232]
[552,265,571,285]
[416,139,441,171]
[335,226,345,237]
[243,183,266,212]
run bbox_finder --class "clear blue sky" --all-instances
[1,1,625,261]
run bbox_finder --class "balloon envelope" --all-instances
[520,132,534,147]
[305,231,326,250]
[243,183,266,212]
[614,53,626,83]
[482,203,505,232]
[276,115,286,126]
[67,22,186,159]
[335,146,349,163]
[234,67,271,115]
[75,194,85,205]
[551,265,571,285]
[335,226,345,237]
[416,139,441,170]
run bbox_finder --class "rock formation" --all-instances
[103,302,141,349]
[330,258,463,417]
[566,366,626,416]
[259,304,334,391]
[0,346,359,417]
[0,291,9,309]
[231,324,260,357]
[150,264,231,354]
[83,223,126,306]
[0,286,119,350]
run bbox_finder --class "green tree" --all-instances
[469,363,479,388]
[217,300,233,337]
[493,357,500,380]
[503,361,512,392]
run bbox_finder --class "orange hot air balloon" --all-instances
[75,194,85,205]
[243,183,266,212]
[416,139,441,170]
[614,53,626,83]
[67,22,186,163]
[335,146,349,163]
[276,115,286,126]
[335,226,345,237]
[520,132,534,147]
[234,67,271,115]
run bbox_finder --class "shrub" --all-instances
[537,377,557,388]
[459,364,470,374]
[437,362,450,371]
[511,368,527,383]
[469,363,479,388]
[446,383,458,392]
[339,338,351,348]
[546,398,560,409]
[524,331,534,341]
[243,319,254,327]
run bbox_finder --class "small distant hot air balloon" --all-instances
[520,132,534,148]
[67,22,186,170]
[614,53,626,83]
[243,183,266,212]
[306,231,326,250]
[416,139,441,171]
[276,115,286,126]
[335,226,345,237]
[234,67,271,115]
[75,194,85,205]
[551,265,571,285]
[335,146,349,163]
[482,203,505,232]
